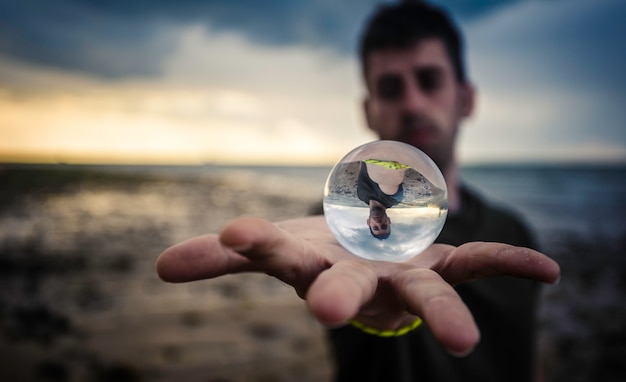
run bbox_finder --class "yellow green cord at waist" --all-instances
[363,159,410,170]
[349,317,423,337]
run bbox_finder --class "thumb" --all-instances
[219,216,330,296]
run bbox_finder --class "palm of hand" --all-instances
[157,216,559,355]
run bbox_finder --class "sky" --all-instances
[1,0,625,165]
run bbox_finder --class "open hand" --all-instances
[156,216,559,355]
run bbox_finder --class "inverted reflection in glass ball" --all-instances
[323,141,448,262]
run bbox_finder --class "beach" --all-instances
[1,164,625,381]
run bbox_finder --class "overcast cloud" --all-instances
[0,0,624,164]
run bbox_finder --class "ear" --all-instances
[363,96,375,132]
[458,83,476,118]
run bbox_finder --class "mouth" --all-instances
[400,116,435,145]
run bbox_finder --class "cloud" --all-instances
[163,23,373,143]
[0,0,527,78]
[466,0,626,94]
[0,0,175,78]
[0,23,373,164]
[1,0,624,164]
[459,0,626,163]
[0,0,368,78]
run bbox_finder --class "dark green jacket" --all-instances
[325,186,540,382]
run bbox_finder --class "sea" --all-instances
[4,162,625,253]
[94,162,626,249]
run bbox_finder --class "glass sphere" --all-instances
[323,141,448,262]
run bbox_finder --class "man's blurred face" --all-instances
[363,38,474,171]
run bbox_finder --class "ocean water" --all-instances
[460,165,626,250]
[200,163,626,250]
[12,162,624,252]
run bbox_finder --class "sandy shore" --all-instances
[0,167,332,382]
[0,166,624,382]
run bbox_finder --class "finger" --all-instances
[156,234,255,283]
[305,261,378,327]
[395,268,479,356]
[435,242,561,285]
[219,216,330,295]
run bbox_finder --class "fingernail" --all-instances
[551,275,561,285]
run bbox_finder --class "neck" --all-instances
[442,158,461,214]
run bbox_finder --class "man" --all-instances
[156,2,559,381]
[328,3,546,381]
[357,159,407,239]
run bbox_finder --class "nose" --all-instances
[400,75,428,113]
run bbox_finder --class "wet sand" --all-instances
[0,165,624,382]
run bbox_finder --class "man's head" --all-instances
[367,204,391,239]
[359,1,475,172]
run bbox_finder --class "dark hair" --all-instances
[359,1,467,84]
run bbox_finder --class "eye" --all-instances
[376,74,404,101]
[415,68,443,93]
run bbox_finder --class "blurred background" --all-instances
[1,0,625,381]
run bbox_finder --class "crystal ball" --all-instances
[323,141,448,262]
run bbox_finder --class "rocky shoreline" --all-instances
[0,166,624,381]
